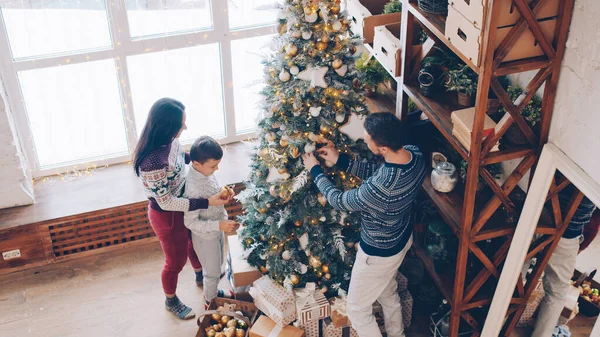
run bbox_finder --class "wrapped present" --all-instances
[400,290,413,328]
[322,317,358,337]
[396,271,408,293]
[228,235,263,288]
[330,297,350,328]
[249,315,305,337]
[517,279,545,328]
[294,282,331,337]
[250,276,296,327]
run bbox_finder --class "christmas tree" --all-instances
[236,0,373,295]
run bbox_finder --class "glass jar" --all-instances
[431,161,457,193]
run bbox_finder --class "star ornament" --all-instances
[339,112,366,141]
[296,65,329,88]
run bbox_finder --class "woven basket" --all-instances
[418,0,449,15]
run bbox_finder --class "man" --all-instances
[527,186,598,337]
[302,112,426,337]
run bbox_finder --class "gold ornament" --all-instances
[236,328,245,337]
[285,44,298,56]
[322,264,329,273]
[330,4,341,14]
[309,256,322,268]
[245,238,254,245]
[260,266,268,274]
[221,316,231,324]
[227,320,237,329]
[309,48,318,57]
[320,286,328,294]
[289,145,300,158]
[269,185,278,197]
[316,41,328,51]
[291,30,302,38]
[324,273,331,280]
[290,274,300,285]
[277,167,288,175]
[320,124,331,134]
[316,271,323,277]
[332,59,343,69]
[294,220,302,227]
[317,193,328,207]
[266,132,277,142]
[321,32,331,43]
[310,218,318,226]
[279,138,289,147]
[258,148,269,158]
[278,23,287,35]
[260,235,267,242]
[257,207,268,214]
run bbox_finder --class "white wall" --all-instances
[0,83,34,208]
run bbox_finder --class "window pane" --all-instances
[126,0,212,39]
[127,44,225,142]
[228,0,278,30]
[231,35,274,134]
[18,60,128,168]
[0,1,112,60]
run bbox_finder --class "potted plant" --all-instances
[445,64,478,106]
[495,85,542,146]
[383,0,402,13]
[460,160,503,191]
[356,54,391,96]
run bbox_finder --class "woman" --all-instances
[133,98,230,320]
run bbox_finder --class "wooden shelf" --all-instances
[412,235,455,304]
[407,2,479,73]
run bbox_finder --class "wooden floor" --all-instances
[0,242,595,337]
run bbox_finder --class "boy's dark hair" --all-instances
[190,136,223,163]
[364,112,406,151]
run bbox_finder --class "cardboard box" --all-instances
[346,0,400,44]
[322,317,358,337]
[329,297,350,328]
[249,316,305,337]
[228,235,263,288]
[445,6,557,67]
[449,0,559,29]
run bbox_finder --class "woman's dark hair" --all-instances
[364,112,406,151]
[190,136,223,164]
[133,98,185,176]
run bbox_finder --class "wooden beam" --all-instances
[480,167,517,216]
[493,57,552,76]
[470,243,500,278]
[525,235,555,260]
[546,178,572,202]
[512,0,556,59]
[464,239,511,303]
[490,79,539,146]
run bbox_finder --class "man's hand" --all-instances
[316,145,339,165]
[208,193,231,206]
[219,220,240,233]
[302,152,320,171]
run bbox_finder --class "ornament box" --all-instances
[196,298,259,337]
[346,0,400,44]
[228,235,263,288]
[249,315,305,337]
[449,0,559,29]
[445,6,557,67]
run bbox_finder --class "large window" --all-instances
[0,0,276,176]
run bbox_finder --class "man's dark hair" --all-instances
[364,112,406,151]
[190,136,223,163]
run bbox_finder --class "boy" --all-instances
[303,112,427,337]
[183,136,239,308]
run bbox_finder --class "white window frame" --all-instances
[0,0,275,177]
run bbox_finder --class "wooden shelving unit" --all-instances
[391,0,576,336]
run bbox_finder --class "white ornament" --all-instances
[290,65,299,75]
[282,250,292,261]
[266,166,290,183]
[332,20,342,31]
[297,263,308,274]
[302,30,313,40]
[320,216,326,222]
[299,233,309,249]
[309,106,322,117]
[304,142,316,153]
[291,30,301,38]
[339,113,367,141]
[279,69,291,82]
[335,113,346,123]
[305,12,318,23]
[297,65,329,88]
[334,64,348,77]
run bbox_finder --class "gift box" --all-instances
[250,276,296,327]
[400,290,413,328]
[249,315,305,337]
[322,317,358,337]
[294,283,331,337]
[396,271,408,293]
[228,235,263,288]
[330,297,350,328]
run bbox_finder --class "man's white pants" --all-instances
[347,235,413,337]
[531,235,581,337]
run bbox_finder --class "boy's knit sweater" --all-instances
[310,145,426,257]
[183,166,227,239]
[138,140,207,212]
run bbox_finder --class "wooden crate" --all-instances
[196,298,259,337]
[445,6,557,67]
[347,0,400,44]
[449,0,560,29]
[374,22,403,77]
